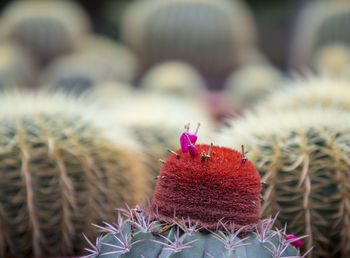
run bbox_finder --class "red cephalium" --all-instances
[152,144,261,230]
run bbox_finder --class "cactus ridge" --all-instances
[216,107,350,257]
[83,205,311,258]
[0,92,148,257]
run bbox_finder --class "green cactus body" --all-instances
[216,107,350,257]
[121,0,256,88]
[41,35,138,95]
[88,211,301,258]
[256,77,350,112]
[140,61,206,97]
[0,41,38,89]
[0,92,149,257]
[290,1,350,70]
[0,0,90,64]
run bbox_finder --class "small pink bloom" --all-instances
[287,235,303,247]
[188,145,198,157]
[180,132,197,153]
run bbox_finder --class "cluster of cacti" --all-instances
[0,92,150,257]
[41,35,138,95]
[0,41,38,89]
[256,77,350,112]
[121,0,256,88]
[216,107,350,257]
[100,93,214,183]
[224,63,284,107]
[0,0,90,64]
[140,61,206,96]
[83,128,310,257]
[289,0,350,70]
[313,43,350,77]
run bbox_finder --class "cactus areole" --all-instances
[152,133,261,229]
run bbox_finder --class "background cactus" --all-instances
[289,0,350,71]
[0,41,38,89]
[0,91,149,257]
[256,77,350,112]
[41,35,138,95]
[140,61,206,96]
[224,63,284,108]
[313,43,350,78]
[216,107,350,257]
[0,0,90,64]
[84,141,310,257]
[121,0,256,88]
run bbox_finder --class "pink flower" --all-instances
[286,235,303,247]
[180,132,197,153]
[180,123,200,153]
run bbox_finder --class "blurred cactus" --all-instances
[85,82,135,103]
[121,0,256,88]
[257,77,350,111]
[224,63,284,107]
[313,43,350,78]
[99,92,213,182]
[0,41,38,89]
[216,107,350,257]
[0,92,149,257]
[290,0,350,70]
[41,35,138,95]
[140,61,206,96]
[0,0,90,64]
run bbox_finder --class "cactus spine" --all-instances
[0,92,149,257]
[216,107,350,257]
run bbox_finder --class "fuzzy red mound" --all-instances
[152,144,261,229]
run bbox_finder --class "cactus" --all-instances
[313,43,350,78]
[83,129,311,257]
[289,0,350,70]
[0,41,38,89]
[41,35,138,95]
[0,91,149,257]
[0,0,90,64]
[216,107,350,257]
[224,63,284,107]
[140,61,206,96]
[256,76,350,112]
[121,0,256,88]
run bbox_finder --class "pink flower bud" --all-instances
[286,235,303,247]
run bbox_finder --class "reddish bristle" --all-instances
[152,144,261,229]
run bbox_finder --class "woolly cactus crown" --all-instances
[152,142,262,230]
